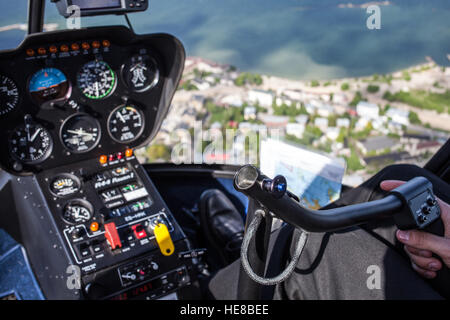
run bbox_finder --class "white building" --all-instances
[333,93,347,105]
[191,79,210,91]
[386,107,410,126]
[355,117,369,131]
[248,90,274,108]
[314,117,329,131]
[326,127,340,141]
[295,115,309,125]
[317,104,334,117]
[356,101,379,119]
[244,106,257,120]
[286,123,305,139]
[220,94,243,107]
[336,118,350,128]
[305,103,316,114]
[282,89,303,101]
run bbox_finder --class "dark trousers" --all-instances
[208,164,449,299]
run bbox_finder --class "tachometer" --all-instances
[9,116,53,164]
[0,75,19,116]
[29,68,70,104]
[107,104,144,143]
[61,113,101,153]
[77,60,116,99]
[62,199,93,225]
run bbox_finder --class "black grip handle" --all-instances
[422,218,450,298]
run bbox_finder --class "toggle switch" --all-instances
[132,224,147,240]
[104,222,122,250]
[153,223,174,256]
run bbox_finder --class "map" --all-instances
[260,139,346,209]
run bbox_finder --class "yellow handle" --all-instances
[153,223,175,256]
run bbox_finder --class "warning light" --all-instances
[49,46,58,54]
[71,43,80,51]
[60,44,69,52]
[37,47,46,55]
[81,42,90,50]
[117,152,124,160]
[92,41,101,49]
[99,155,108,165]
[125,149,133,158]
[26,49,35,56]
[90,222,100,232]
[102,40,111,47]
[109,154,116,162]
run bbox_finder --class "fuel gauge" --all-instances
[50,174,81,197]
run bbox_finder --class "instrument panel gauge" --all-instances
[107,104,144,143]
[77,60,116,99]
[62,199,93,225]
[50,174,81,197]
[29,68,70,105]
[61,113,101,153]
[121,55,159,92]
[0,75,19,116]
[9,117,53,164]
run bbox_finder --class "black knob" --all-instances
[421,205,432,215]
[418,215,427,224]
[71,228,84,239]
[426,196,437,207]
[262,175,287,199]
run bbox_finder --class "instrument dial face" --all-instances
[50,174,81,197]
[63,200,93,225]
[61,114,101,153]
[77,60,116,99]
[29,68,70,104]
[0,75,19,116]
[9,123,53,164]
[121,55,159,92]
[108,104,144,143]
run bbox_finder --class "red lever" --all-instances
[105,222,122,249]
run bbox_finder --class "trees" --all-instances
[367,84,379,93]
[234,72,263,86]
[349,91,364,106]
[345,149,364,172]
[146,144,171,162]
[408,111,421,124]
[341,82,350,91]
[310,80,320,87]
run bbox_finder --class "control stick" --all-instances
[234,165,449,299]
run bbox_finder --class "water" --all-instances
[1,0,449,80]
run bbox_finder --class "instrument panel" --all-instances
[0,26,184,174]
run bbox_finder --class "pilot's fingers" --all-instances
[380,180,405,191]
[411,261,437,279]
[397,229,450,268]
[404,245,442,272]
[405,245,433,258]
[436,198,450,238]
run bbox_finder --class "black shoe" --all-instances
[199,189,245,265]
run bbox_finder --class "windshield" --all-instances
[1,0,449,190]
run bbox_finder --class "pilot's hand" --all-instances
[380,180,450,279]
